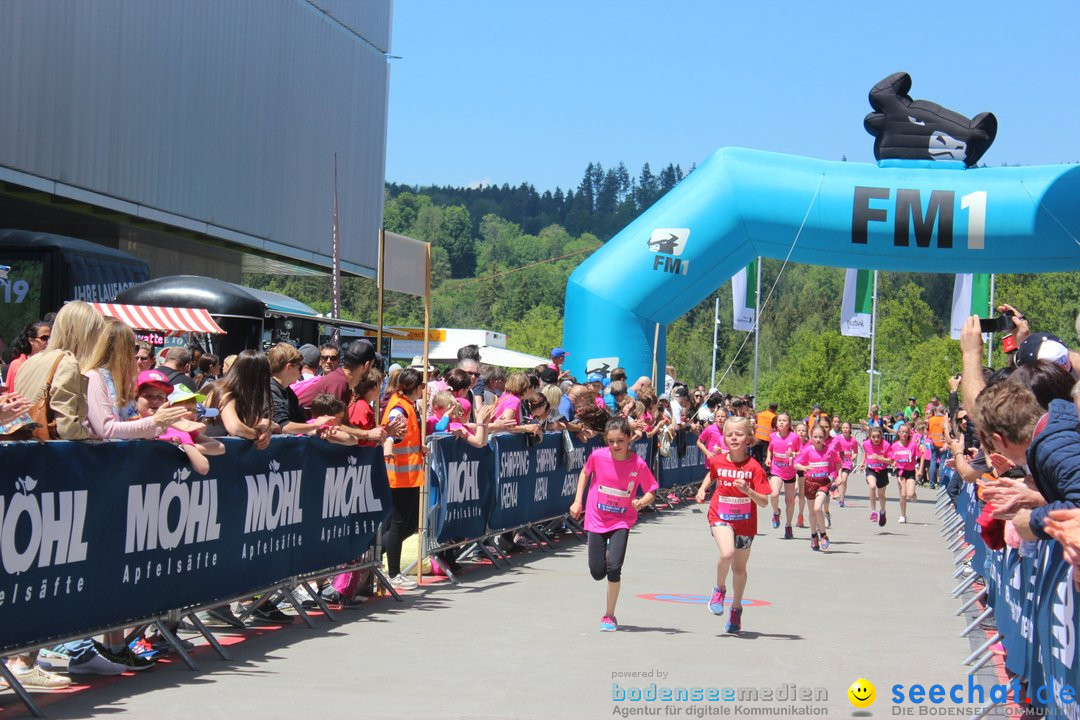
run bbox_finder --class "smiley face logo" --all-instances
[848,678,876,708]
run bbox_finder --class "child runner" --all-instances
[570,416,658,632]
[765,412,801,539]
[829,421,858,508]
[695,412,729,459]
[793,422,810,529]
[888,422,919,523]
[794,425,841,551]
[861,426,892,526]
[695,416,770,633]
[914,419,931,486]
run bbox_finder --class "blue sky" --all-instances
[386,2,1080,194]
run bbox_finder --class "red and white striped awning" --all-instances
[91,303,226,336]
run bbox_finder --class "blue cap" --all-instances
[551,347,568,358]
[587,372,603,383]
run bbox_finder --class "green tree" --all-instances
[502,304,563,358]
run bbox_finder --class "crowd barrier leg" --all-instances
[954,587,988,616]
[299,579,338,622]
[277,587,316,629]
[953,544,976,568]
[942,515,965,536]
[153,619,198,670]
[0,662,45,718]
[958,606,994,637]
[183,611,231,661]
[565,517,586,538]
[948,533,968,552]
[963,631,1003,668]
[952,570,980,598]
[523,526,552,551]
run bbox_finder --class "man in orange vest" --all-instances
[752,402,777,464]
[926,406,948,489]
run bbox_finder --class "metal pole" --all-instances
[867,270,879,412]
[710,296,719,390]
[987,274,995,367]
[752,257,762,400]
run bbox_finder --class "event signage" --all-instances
[0,438,389,654]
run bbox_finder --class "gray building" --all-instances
[0,0,392,282]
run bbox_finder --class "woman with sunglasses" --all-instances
[5,320,51,392]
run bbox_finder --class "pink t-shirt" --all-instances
[159,426,200,446]
[795,444,840,479]
[889,438,919,471]
[914,432,932,460]
[768,431,801,480]
[493,393,522,424]
[863,439,891,470]
[829,435,859,470]
[698,424,728,454]
[583,448,658,533]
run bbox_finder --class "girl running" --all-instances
[914,419,931,486]
[765,412,801,539]
[888,422,919,524]
[570,416,658,632]
[696,411,729,459]
[861,426,892,527]
[794,425,841,551]
[794,422,810,529]
[828,421,858,508]
[695,416,770,633]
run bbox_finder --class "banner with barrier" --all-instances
[489,433,585,532]
[657,431,706,489]
[954,485,1079,714]
[427,436,496,544]
[0,437,390,655]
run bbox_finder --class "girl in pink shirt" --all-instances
[570,417,658,633]
[888,423,919,524]
[696,413,729,459]
[794,425,841,551]
[793,422,810,530]
[860,426,892,526]
[828,422,858,508]
[764,413,801,539]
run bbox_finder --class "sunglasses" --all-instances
[320,355,339,361]
[35,335,50,341]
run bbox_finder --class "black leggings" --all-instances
[384,487,420,576]
[588,528,629,583]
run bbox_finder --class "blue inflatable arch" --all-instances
[563,148,1080,382]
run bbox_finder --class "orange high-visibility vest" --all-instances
[381,393,424,488]
[927,416,947,448]
[754,410,776,443]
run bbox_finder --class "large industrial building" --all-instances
[0,0,393,282]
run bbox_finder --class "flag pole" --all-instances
[330,154,341,342]
[987,274,995,367]
[651,323,660,390]
[752,257,762,400]
[867,270,879,413]
[416,242,431,587]
[710,296,719,390]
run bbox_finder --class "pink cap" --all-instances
[137,369,173,393]
[456,397,472,416]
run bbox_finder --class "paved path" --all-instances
[3,480,995,719]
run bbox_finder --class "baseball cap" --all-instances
[137,369,173,394]
[551,347,568,358]
[587,372,603,384]
[539,366,559,384]
[1016,332,1074,376]
[168,384,206,405]
[298,343,320,368]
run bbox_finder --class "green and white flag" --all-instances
[840,268,873,338]
[731,259,757,332]
[950,273,991,339]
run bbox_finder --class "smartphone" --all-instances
[979,312,1015,334]
[1002,335,1018,353]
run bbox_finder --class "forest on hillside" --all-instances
[244,161,1080,421]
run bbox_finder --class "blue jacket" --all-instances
[1027,398,1080,539]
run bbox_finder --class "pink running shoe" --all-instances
[708,585,727,616]
[599,615,618,632]
[870,511,879,523]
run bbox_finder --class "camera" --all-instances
[978,311,1015,334]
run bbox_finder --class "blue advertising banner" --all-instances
[657,432,706,489]
[0,437,389,654]
[489,433,582,532]
[427,434,495,544]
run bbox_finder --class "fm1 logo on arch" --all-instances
[648,228,690,276]
[851,187,987,250]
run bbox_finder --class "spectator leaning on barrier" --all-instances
[481,364,505,406]
[269,343,335,435]
[5,319,51,393]
[296,341,357,408]
[203,349,274,449]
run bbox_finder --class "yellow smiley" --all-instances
[848,678,876,708]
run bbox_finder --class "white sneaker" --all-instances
[898,516,907,524]
[390,573,418,590]
[68,652,127,676]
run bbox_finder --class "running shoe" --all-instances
[878,511,887,527]
[838,500,845,508]
[869,511,878,523]
[820,534,831,551]
[810,534,820,551]
[707,585,727,616]
[784,526,793,539]
[725,607,743,633]
[898,516,907,524]
[796,514,806,528]
[771,511,780,529]
[599,615,618,632]
[825,512,831,528]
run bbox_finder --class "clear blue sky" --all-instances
[386,1,1080,193]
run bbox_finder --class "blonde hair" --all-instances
[52,301,107,363]
[84,318,137,406]
[267,342,303,374]
[505,372,530,396]
[723,416,753,434]
[542,384,562,411]
[432,390,462,418]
